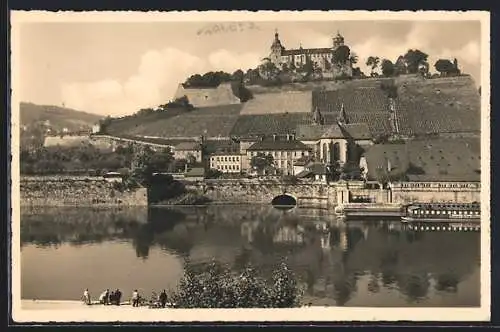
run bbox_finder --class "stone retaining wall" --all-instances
[185,180,338,206]
[20,177,148,206]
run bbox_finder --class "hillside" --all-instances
[19,102,104,149]
[20,102,103,132]
[103,75,480,140]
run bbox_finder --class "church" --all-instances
[268,30,354,78]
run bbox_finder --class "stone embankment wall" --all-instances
[390,182,481,204]
[185,179,338,206]
[20,176,148,206]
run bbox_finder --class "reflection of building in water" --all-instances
[273,225,305,244]
[320,232,331,250]
[339,226,348,251]
[240,221,258,243]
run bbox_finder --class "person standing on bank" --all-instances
[132,289,139,307]
[104,289,110,305]
[82,289,91,305]
[159,289,168,308]
[115,289,122,305]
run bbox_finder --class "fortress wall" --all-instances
[174,84,241,108]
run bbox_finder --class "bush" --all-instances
[170,260,303,308]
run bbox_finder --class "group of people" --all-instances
[81,288,124,306]
[82,288,169,308]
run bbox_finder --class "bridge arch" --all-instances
[271,193,298,207]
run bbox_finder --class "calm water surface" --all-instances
[20,205,480,307]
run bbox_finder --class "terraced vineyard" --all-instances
[312,87,390,113]
[107,105,243,138]
[230,113,314,136]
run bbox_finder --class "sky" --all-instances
[18,19,481,117]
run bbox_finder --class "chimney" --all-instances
[387,158,392,172]
[273,134,277,141]
[286,134,290,141]
[184,163,188,173]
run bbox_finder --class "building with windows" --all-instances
[210,153,244,173]
[173,141,203,162]
[246,134,312,175]
[268,30,353,78]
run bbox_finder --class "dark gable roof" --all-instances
[364,137,480,182]
[340,123,372,140]
[247,139,311,151]
[204,139,240,154]
[296,123,372,140]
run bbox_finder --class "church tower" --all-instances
[270,29,284,67]
[332,31,345,50]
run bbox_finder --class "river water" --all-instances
[20,205,480,307]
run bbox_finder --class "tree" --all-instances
[381,59,395,77]
[349,52,359,65]
[333,45,351,64]
[394,56,407,76]
[170,260,302,308]
[232,69,244,82]
[301,56,314,76]
[366,56,380,76]
[403,49,429,74]
[258,61,280,81]
[434,59,460,76]
[352,67,365,78]
[250,152,274,175]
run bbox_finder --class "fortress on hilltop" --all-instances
[268,30,353,79]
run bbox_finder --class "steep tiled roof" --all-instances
[230,113,314,136]
[296,123,372,141]
[204,139,240,154]
[247,139,311,151]
[364,137,480,182]
[321,124,345,139]
[240,91,312,115]
[296,124,323,140]
[340,123,372,140]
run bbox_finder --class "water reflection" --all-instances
[20,206,480,307]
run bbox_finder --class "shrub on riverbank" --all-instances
[170,260,303,308]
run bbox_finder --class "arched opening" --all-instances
[322,143,328,163]
[333,142,340,162]
[272,194,297,207]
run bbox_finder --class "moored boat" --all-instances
[401,202,480,223]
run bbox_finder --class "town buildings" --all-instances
[246,134,312,176]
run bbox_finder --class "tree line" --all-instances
[365,50,462,78]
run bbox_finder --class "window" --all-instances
[216,157,220,162]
